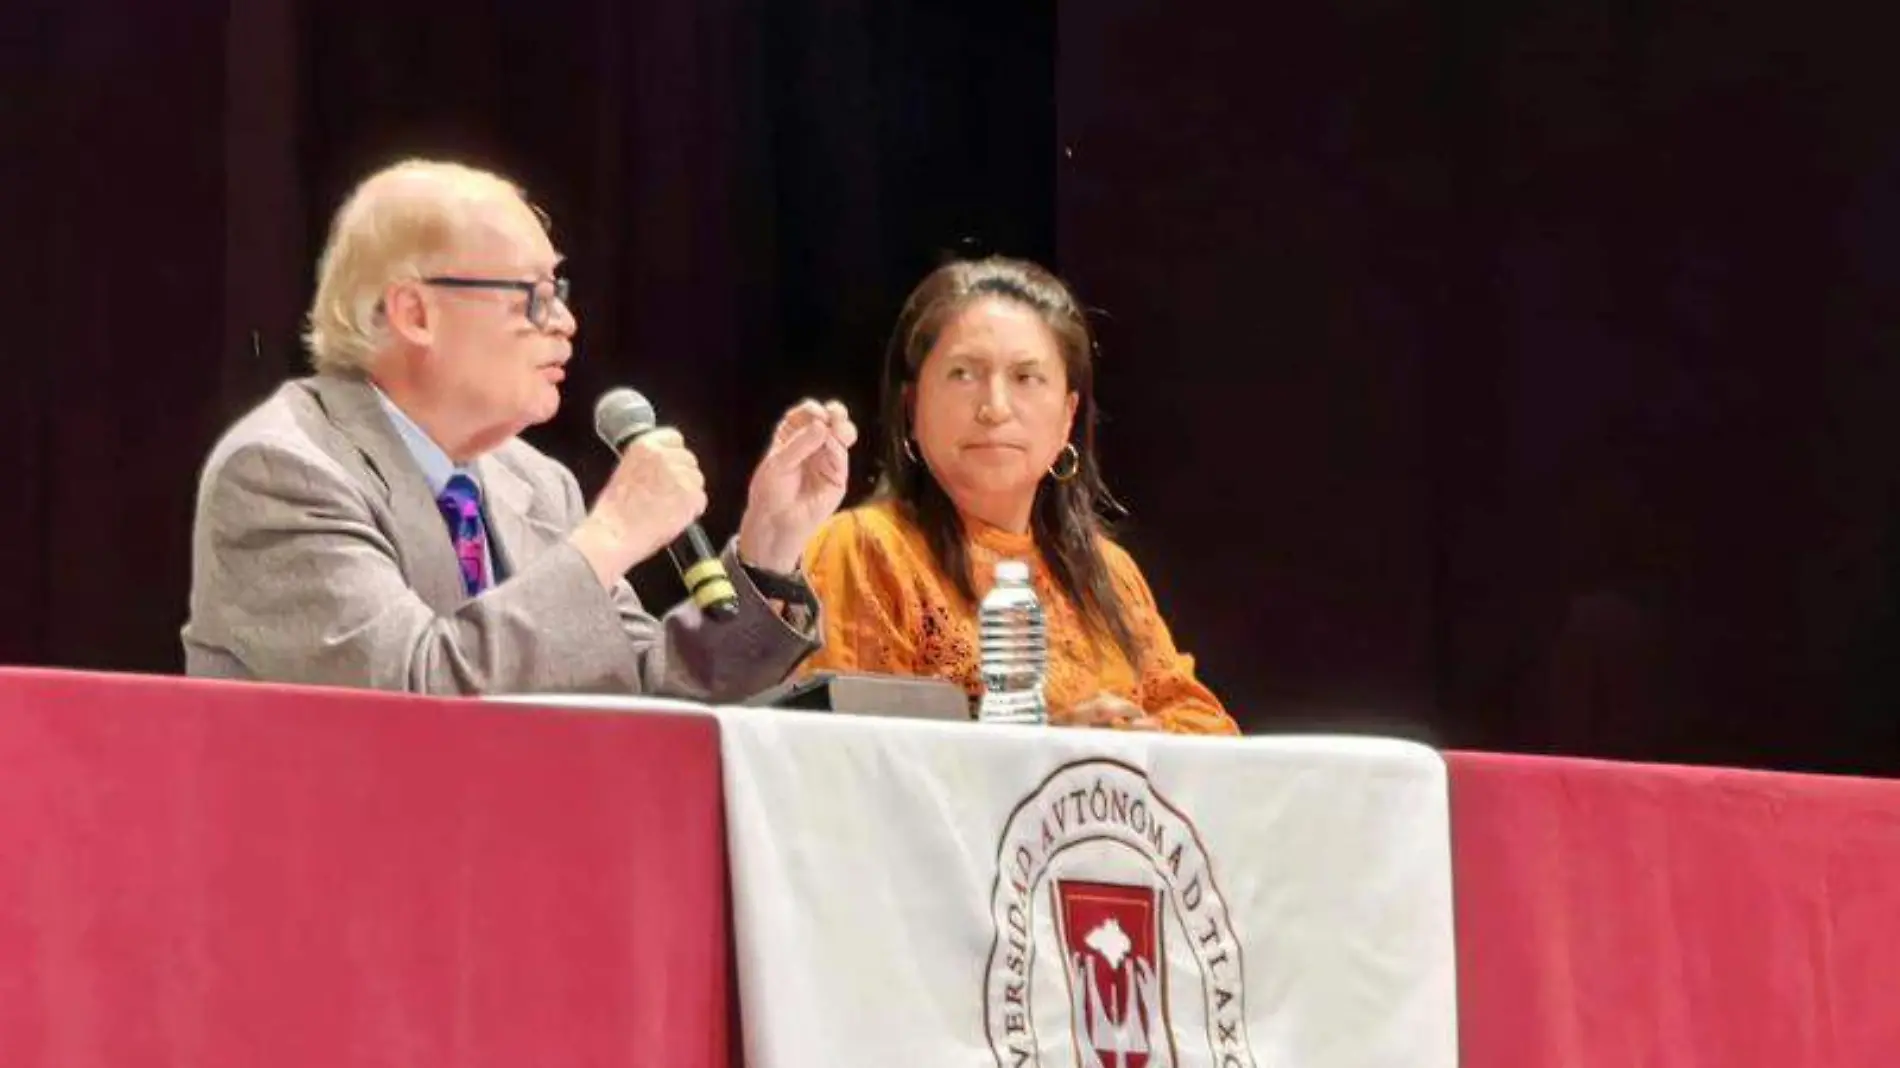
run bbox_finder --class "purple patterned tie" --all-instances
[435,474,490,597]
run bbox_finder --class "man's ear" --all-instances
[382,282,433,348]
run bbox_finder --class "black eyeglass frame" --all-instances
[421,275,571,329]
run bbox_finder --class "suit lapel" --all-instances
[474,453,545,581]
[307,374,468,612]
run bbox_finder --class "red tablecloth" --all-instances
[1450,750,1900,1068]
[0,669,728,1068]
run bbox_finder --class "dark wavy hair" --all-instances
[873,256,1139,663]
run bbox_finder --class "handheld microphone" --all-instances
[593,387,741,622]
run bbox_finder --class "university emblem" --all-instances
[983,759,1255,1067]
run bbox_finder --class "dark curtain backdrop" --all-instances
[0,0,1053,671]
[1061,1,1900,772]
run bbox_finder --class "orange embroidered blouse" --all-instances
[799,499,1238,735]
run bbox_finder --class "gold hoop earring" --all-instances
[1049,442,1081,482]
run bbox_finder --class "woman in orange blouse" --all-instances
[800,257,1237,735]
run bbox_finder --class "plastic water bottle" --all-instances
[977,559,1049,725]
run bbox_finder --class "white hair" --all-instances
[303,159,529,375]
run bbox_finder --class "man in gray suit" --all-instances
[183,159,857,698]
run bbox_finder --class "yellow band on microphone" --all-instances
[682,559,727,590]
[691,578,738,610]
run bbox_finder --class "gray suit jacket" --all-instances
[182,374,819,698]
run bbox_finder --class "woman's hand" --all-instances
[1057,692,1166,732]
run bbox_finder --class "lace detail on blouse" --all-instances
[799,500,1237,735]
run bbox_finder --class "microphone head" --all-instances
[594,387,658,450]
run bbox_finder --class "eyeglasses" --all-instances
[422,276,571,330]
